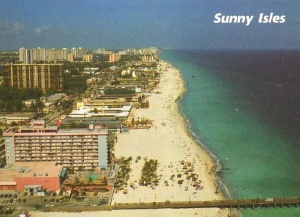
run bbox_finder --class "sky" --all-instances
[0,0,299,50]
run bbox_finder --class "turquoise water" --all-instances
[159,50,300,217]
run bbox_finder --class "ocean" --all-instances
[159,50,300,217]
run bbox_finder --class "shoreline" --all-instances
[163,60,238,217]
[176,91,231,199]
[165,60,228,199]
[171,62,219,185]
[30,59,233,217]
[167,58,232,200]
[111,60,231,216]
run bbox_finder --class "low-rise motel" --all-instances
[0,162,64,192]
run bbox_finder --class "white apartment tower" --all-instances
[19,47,31,64]
[31,47,46,62]
[71,47,86,58]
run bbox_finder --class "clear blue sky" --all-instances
[0,0,299,50]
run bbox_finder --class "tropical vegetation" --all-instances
[139,158,159,186]
[0,85,42,112]
[114,157,132,190]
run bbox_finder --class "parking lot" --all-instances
[0,189,111,216]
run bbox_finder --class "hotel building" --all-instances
[71,47,86,58]
[19,47,31,64]
[19,47,69,63]
[3,63,64,92]
[141,55,155,62]
[47,48,68,61]
[109,53,121,62]
[83,54,93,62]
[31,47,47,62]
[0,162,65,191]
[67,53,74,62]
[3,120,108,170]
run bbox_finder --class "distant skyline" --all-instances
[0,0,299,50]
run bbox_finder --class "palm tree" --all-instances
[88,177,93,185]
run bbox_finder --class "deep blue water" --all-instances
[159,50,300,217]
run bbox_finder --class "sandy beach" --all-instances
[110,61,230,216]
[31,61,231,217]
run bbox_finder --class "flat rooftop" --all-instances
[0,162,63,182]
[59,128,108,134]
[5,112,36,118]
[4,126,108,135]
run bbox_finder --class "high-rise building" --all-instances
[3,63,64,92]
[109,53,121,62]
[3,120,108,170]
[19,47,31,64]
[96,48,106,54]
[83,54,93,62]
[19,47,69,63]
[47,48,68,61]
[142,55,155,62]
[67,53,74,62]
[71,47,86,59]
[31,47,46,63]
[61,48,68,60]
